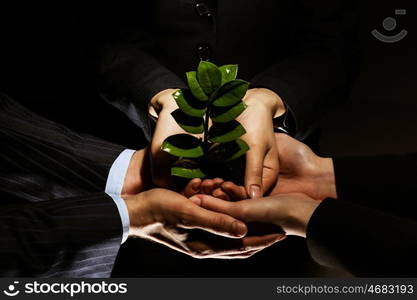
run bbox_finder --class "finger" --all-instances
[186,233,285,258]
[182,178,202,197]
[244,145,266,198]
[212,177,224,186]
[144,225,191,256]
[196,194,281,225]
[216,233,286,258]
[209,178,225,196]
[214,249,260,259]
[201,179,215,195]
[212,188,230,201]
[221,181,248,200]
[189,195,202,205]
[178,202,248,238]
[240,233,285,248]
[262,145,279,194]
[195,194,247,219]
[262,167,278,194]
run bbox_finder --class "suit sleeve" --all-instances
[306,198,417,277]
[333,153,417,220]
[251,0,358,139]
[92,5,187,138]
[0,93,126,202]
[0,193,122,277]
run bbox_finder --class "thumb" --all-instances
[244,146,265,198]
[179,201,248,238]
[182,178,202,197]
[261,145,279,193]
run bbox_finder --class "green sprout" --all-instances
[161,61,249,179]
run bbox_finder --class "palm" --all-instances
[150,92,204,188]
[150,106,186,187]
[270,133,327,200]
[131,188,284,259]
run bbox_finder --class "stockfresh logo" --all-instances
[2,281,128,298]
[3,281,20,297]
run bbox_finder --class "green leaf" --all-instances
[171,166,206,178]
[161,134,204,158]
[210,101,247,123]
[171,109,204,134]
[206,138,249,162]
[171,158,206,179]
[212,79,249,107]
[197,61,222,95]
[219,64,238,85]
[173,89,207,118]
[227,139,249,161]
[208,120,246,143]
[186,72,209,101]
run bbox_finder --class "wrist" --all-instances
[316,157,337,199]
[285,195,321,237]
[244,88,286,118]
[122,192,147,237]
[149,89,179,116]
[121,150,143,196]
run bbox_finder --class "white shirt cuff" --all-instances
[105,149,136,244]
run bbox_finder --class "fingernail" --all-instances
[249,184,262,199]
[192,184,200,192]
[189,196,201,206]
[232,221,247,237]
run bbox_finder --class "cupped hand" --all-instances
[182,177,233,200]
[148,87,286,199]
[193,193,321,237]
[218,134,337,200]
[123,188,284,258]
[120,147,212,198]
[216,133,337,201]
[121,147,152,196]
[238,88,284,198]
[149,89,196,188]
[270,133,337,200]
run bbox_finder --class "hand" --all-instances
[217,134,337,200]
[119,147,229,199]
[123,188,284,258]
[149,89,190,188]
[238,88,285,198]
[194,193,321,237]
[270,133,337,200]
[121,148,152,196]
[182,178,232,200]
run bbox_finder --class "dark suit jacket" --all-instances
[306,154,417,277]
[93,0,357,140]
[0,94,125,277]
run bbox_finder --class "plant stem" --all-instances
[203,108,210,150]
[204,108,210,152]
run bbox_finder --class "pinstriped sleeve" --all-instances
[0,193,122,278]
[0,93,126,201]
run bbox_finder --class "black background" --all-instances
[0,1,416,277]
